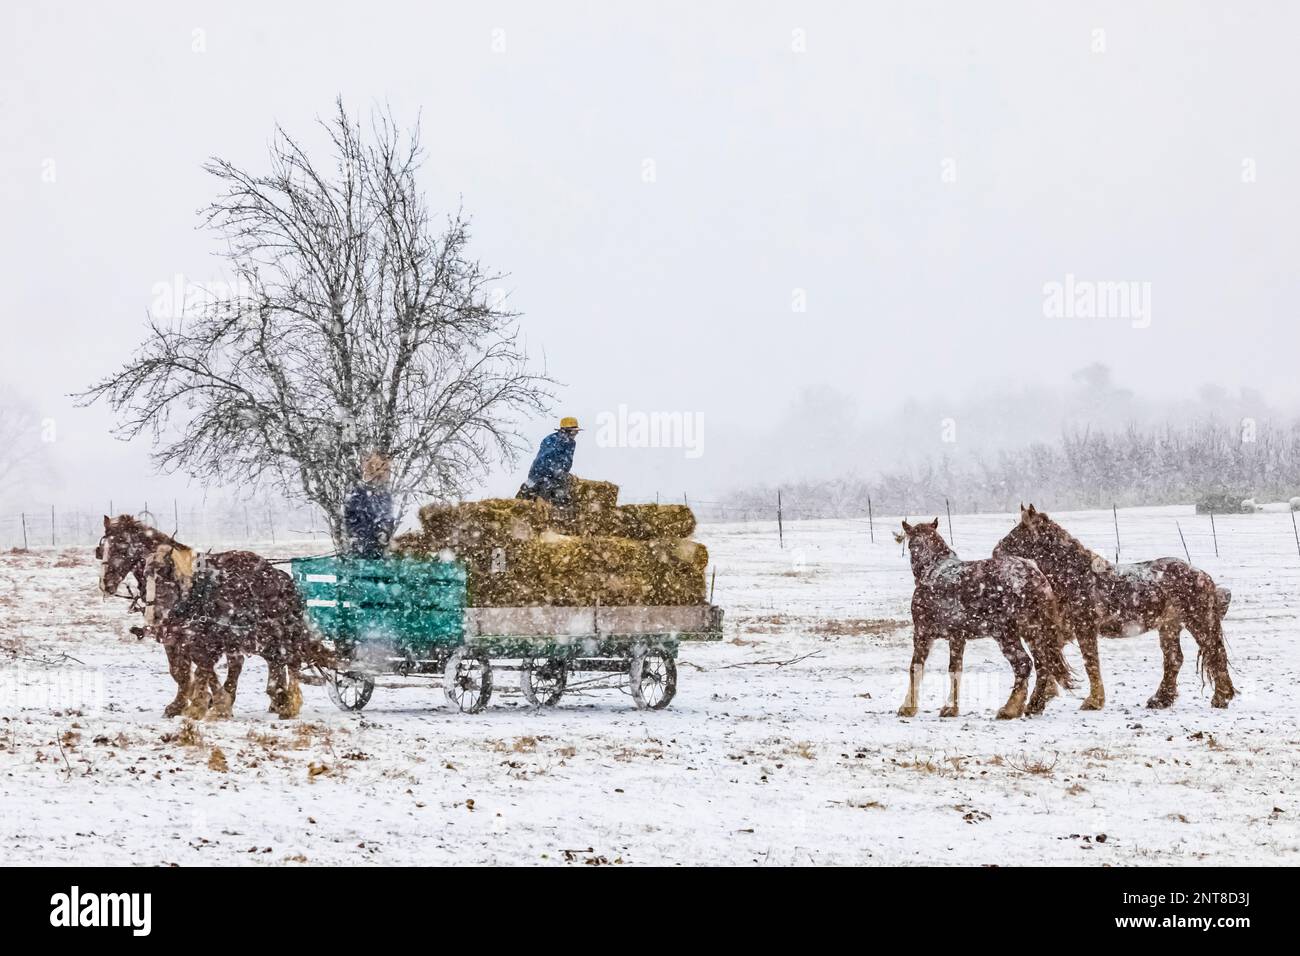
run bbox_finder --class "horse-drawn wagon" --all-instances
[291,556,724,713]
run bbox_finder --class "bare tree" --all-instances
[80,100,553,545]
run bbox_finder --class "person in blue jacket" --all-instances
[517,417,581,505]
[342,452,396,558]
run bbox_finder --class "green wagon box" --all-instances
[292,556,466,652]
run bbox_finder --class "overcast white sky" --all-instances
[2,1,1298,512]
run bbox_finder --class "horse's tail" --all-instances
[1195,584,1235,696]
[1045,594,1077,691]
[300,633,340,673]
[304,634,340,671]
[1022,571,1075,691]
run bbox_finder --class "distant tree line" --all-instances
[723,419,1300,518]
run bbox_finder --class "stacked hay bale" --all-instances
[393,476,708,607]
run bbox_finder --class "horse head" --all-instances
[98,515,193,603]
[98,515,151,597]
[995,504,1047,555]
[899,518,950,572]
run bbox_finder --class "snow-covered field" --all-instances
[1,505,1297,866]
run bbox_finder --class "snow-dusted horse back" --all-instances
[895,519,1073,720]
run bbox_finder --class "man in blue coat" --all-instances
[343,452,396,558]
[517,417,581,505]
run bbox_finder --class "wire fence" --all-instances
[6,493,1298,562]
[0,501,332,551]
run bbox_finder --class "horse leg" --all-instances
[204,653,234,721]
[1025,628,1058,716]
[995,634,1032,720]
[266,659,287,714]
[284,669,303,719]
[271,663,302,719]
[162,642,191,718]
[265,654,301,719]
[939,635,965,718]
[223,652,244,703]
[897,629,934,718]
[265,666,276,712]
[182,652,218,720]
[1077,629,1106,710]
[1146,621,1183,708]
[1189,609,1236,708]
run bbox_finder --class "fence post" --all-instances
[777,489,784,549]
[1210,510,1218,557]
[1176,521,1190,563]
[21,512,28,550]
[1112,504,1121,563]
[945,497,955,546]
[867,495,874,543]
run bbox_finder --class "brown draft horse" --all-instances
[994,505,1234,710]
[98,516,243,716]
[895,519,1073,720]
[98,515,331,719]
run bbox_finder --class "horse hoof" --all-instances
[163,702,186,718]
[1145,695,1174,710]
[897,705,917,718]
[995,707,1022,720]
[1211,697,1230,709]
[1079,698,1104,711]
[939,705,958,718]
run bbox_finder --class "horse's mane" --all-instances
[112,514,183,549]
[1036,513,1110,572]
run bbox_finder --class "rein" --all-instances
[267,550,339,566]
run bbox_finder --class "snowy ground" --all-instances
[1,504,1297,866]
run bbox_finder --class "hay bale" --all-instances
[391,530,432,555]
[568,475,619,510]
[556,476,622,535]
[467,535,705,607]
[615,503,697,540]
[417,498,552,550]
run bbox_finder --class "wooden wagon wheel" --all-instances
[629,646,677,710]
[326,671,375,712]
[520,657,567,707]
[443,648,493,713]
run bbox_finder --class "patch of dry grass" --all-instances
[168,720,204,747]
[809,618,907,638]
[1004,753,1059,775]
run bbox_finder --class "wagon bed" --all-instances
[291,556,723,713]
